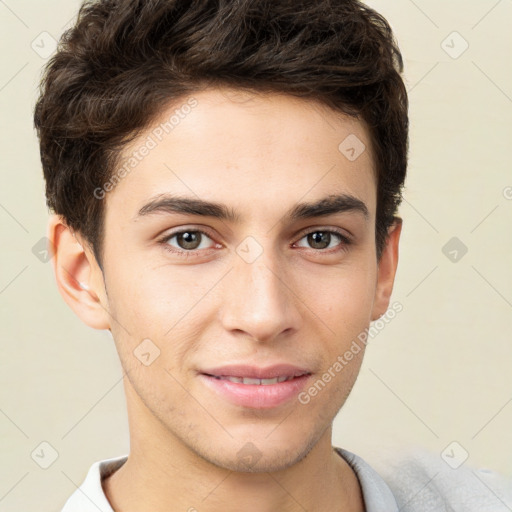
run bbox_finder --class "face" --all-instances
[56,87,400,473]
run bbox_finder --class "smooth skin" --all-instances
[48,87,401,512]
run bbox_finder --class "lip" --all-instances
[198,364,312,409]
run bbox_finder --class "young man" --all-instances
[33,1,511,511]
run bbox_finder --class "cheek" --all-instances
[302,260,377,336]
[105,256,192,326]
[104,262,213,371]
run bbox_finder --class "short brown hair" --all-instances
[34,0,408,267]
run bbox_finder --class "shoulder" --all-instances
[60,455,128,512]
[373,447,512,512]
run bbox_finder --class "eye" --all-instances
[157,227,352,259]
[294,229,351,252]
[159,228,219,256]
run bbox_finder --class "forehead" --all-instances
[104,87,376,225]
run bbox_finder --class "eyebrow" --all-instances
[136,193,369,224]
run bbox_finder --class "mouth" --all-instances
[198,364,312,409]
[203,373,309,385]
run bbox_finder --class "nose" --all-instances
[219,245,303,343]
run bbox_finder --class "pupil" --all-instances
[179,231,200,250]
[309,232,329,249]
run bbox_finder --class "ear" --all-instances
[371,217,402,321]
[47,214,111,330]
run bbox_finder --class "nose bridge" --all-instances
[219,236,301,341]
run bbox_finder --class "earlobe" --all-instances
[47,214,111,330]
[371,217,402,321]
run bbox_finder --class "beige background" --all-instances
[1,0,511,510]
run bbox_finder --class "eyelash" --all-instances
[157,227,352,259]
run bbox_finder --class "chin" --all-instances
[191,425,322,474]
[206,446,310,473]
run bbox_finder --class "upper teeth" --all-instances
[214,375,293,385]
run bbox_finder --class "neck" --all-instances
[103,379,364,512]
